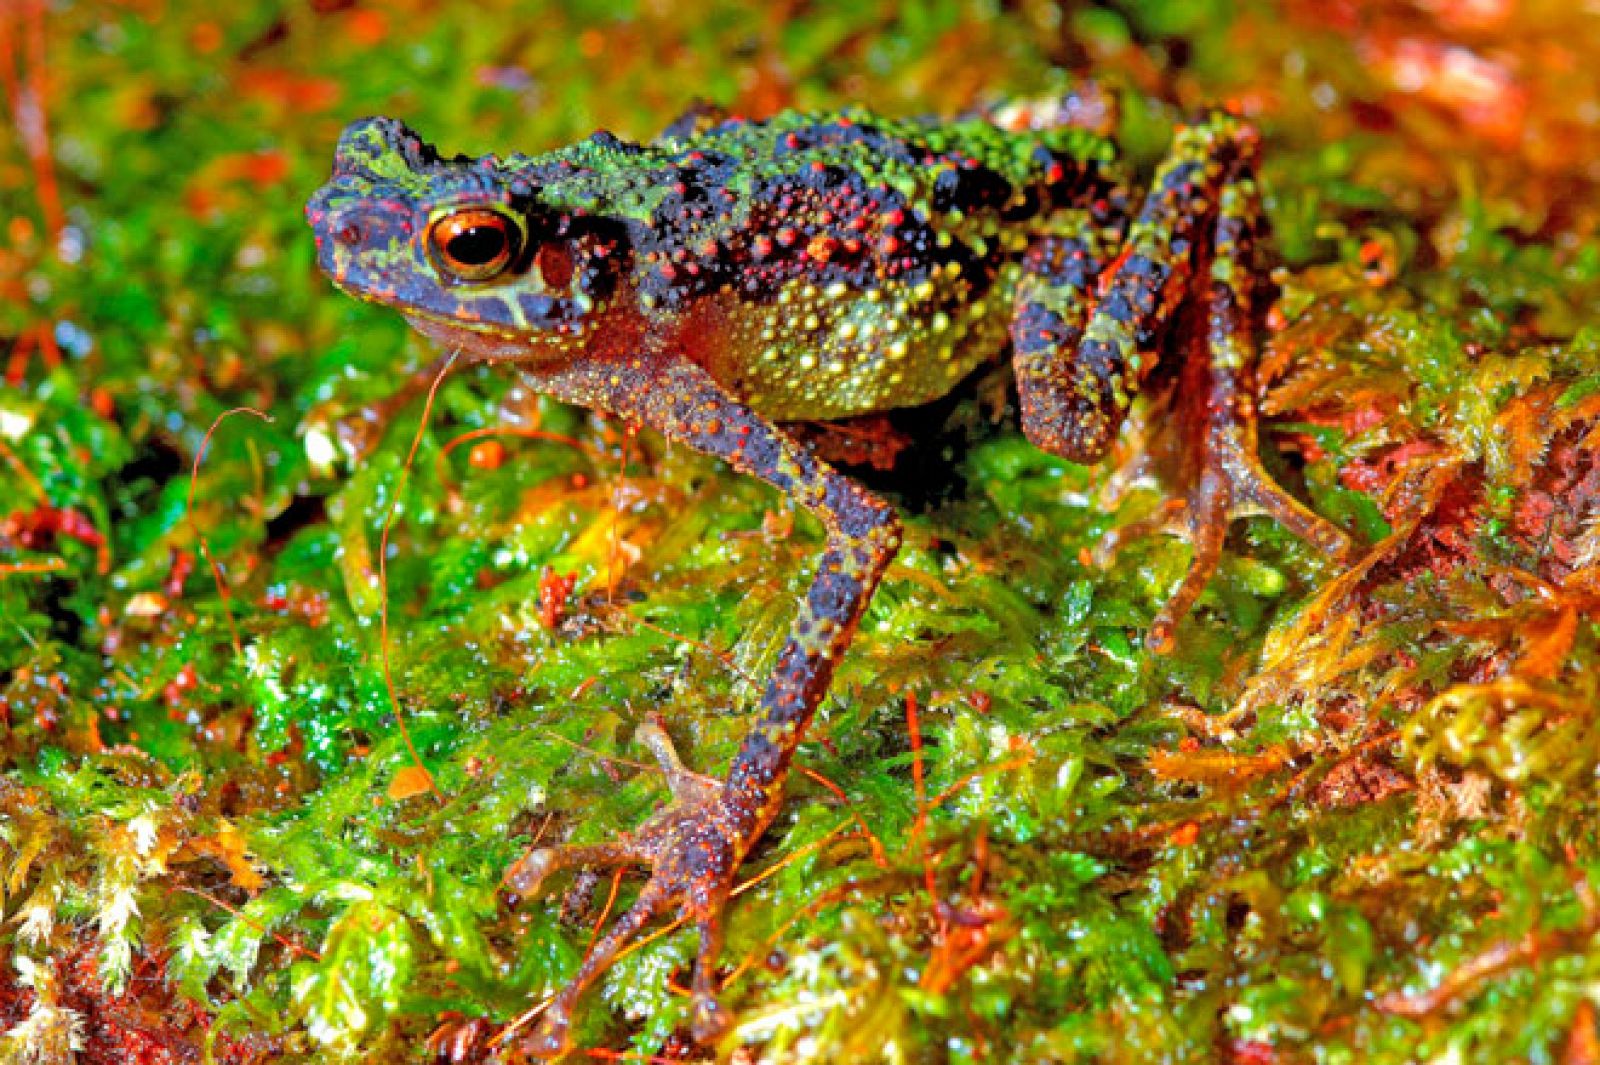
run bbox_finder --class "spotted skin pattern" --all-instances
[306,98,1352,1055]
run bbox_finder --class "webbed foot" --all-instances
[504,720,744,1058]
[1094,417,1352,653]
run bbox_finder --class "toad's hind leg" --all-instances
[1009,112,1351,651]
[1143,165,1353,651]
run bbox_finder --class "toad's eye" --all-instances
[428,209,521,281]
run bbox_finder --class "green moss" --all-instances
[3,0,1600,1062]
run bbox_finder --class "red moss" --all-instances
[0,942,265,1065]
[1511,420,1600,581]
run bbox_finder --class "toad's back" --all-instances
[524,108,1128,419]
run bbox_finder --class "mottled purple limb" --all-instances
[1012,113,1257,462]
[1008,230,1108,458]
[1146,166,1352,651]
[522,881,670,1057]
[504,351,900,1056]
[1010,113,1351,650]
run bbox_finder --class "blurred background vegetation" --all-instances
[3,0,1600,1061]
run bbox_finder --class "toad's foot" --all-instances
[1106,392,1354,655]
[504,720,741,1057]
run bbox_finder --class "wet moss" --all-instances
[3,1,1599,1062]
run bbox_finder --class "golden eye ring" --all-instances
[428,208,521,281]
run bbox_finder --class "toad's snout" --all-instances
[306,193,420,286]
[309,197,414,249]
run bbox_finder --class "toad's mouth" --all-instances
[402,304,581,362]
[405,286,587,327]
[325,259,587,336]
[405,313,534,361]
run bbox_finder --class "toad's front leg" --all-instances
[504,355,901,1057]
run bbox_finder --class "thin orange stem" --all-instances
[0,557,64,577]
[797,765,888,869]
[187,406,271,662]
[175,884,320,962]
[731,820,861,900]
[1,2,64,241]
[436,425,596,493]
[907,691,928,834]
[928,755,1034,813]
[487,996,556,1048]
[440,424,593,461]
[4,326,36,386]
[586,868,626,957]
[905,690,946,933]
[23,0,62,240]
[0,437,48,504]
[377,351,459,803]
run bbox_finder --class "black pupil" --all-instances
[446,224,508,266]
